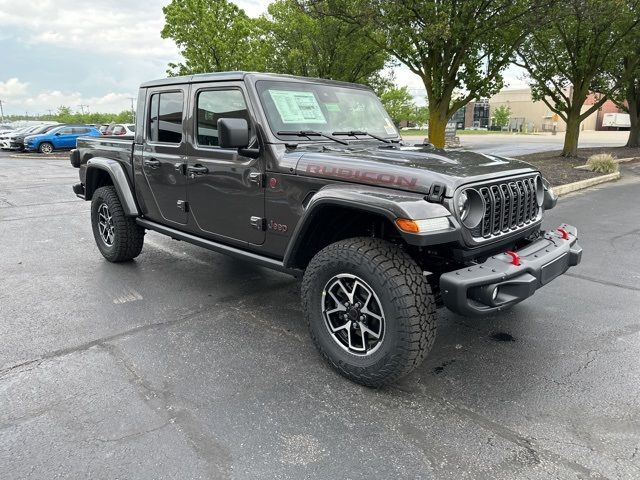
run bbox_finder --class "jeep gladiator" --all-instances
[71,72,582,386]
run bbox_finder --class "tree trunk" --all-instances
[562,113,581,157]
[626,99,640,148]
[428,106,448,148]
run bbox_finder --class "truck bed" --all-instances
[73,136,135,187]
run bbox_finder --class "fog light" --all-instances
[492,287,499,301]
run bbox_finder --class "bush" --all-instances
[586,153,618,174]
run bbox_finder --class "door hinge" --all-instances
[250,216,266,231]
[177,200,189,212]
[248,171,265,187]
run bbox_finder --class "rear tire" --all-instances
[38,142,53,154]
[91,186,144,262]
[301,237,436,387]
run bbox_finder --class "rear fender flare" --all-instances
[283,184,455,268]
[85,158,139,216]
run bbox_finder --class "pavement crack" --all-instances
[102,342,234,479]
[92,421,172,443]
[391,386,610,480]
[565,272,640,292]
[565,349,600,378]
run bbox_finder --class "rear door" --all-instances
[186,82,265,245]
[140,86,189,225]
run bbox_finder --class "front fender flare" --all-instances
[283,184,459,268]
[85,158,139,216]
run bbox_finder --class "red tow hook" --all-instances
[505,250,521,266]
[557,227,570,240]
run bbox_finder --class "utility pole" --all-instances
[0,99,4,123]
[128,97,136,122]
[78,104,89,116]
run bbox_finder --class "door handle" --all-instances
[144,158,161,169]
[187,165,209,176]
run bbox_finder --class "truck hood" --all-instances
[294,144,537,197]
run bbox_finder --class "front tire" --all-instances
[91,186,144,262]
[301,238,436,387]
[38,142,53,154]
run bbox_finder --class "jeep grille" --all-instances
[469,175,541,239]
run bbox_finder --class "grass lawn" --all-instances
[400,129,536,136]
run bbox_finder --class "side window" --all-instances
[196,89,249,147]
[148,92,183,143]
[58,128,73,135]
[159,92,183,143]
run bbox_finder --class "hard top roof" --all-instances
[139,72,372,90]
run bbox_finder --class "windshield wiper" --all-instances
[277,130,349,145]
[332,130,394,144]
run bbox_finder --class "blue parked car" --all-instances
[24,125,101,154]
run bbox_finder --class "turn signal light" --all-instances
[395,217,451,233]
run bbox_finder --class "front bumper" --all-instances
[440,224,582,316]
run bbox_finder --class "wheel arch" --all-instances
[85,158,139,216]
[283,184,453,270]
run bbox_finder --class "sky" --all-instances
[0,0,528,116]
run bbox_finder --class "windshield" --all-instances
[30,124,57,135]
[256,80,399,141]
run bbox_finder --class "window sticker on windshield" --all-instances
[325,103,341,112]
[269,90,327,124]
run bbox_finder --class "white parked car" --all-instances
[111,124,135,136]
[0,125,44,149]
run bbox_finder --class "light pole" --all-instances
[0,99,5,123]
[128,97,136,122]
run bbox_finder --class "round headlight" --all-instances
[457,189,484,229]
[457,191,470,220]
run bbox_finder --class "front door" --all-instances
[53,127,76,149]
[186,84,265,245]
[141,87,188,225]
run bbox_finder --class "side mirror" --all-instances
[55,132,61,136]
[218,118,249,149]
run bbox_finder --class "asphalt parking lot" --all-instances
[1,150,639,479]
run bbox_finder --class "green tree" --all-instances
[259,0,387,84]
[161,0,265,75]
[321,0,554,147]
[602,8,640,148]
[618,52,640,147]
[378,85,417,125]
[491,105,511,128]
[515,0,640,156]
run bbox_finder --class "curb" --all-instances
[8,154,67,160]
[555,172,621,196]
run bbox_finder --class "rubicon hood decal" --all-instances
[305,164,418,189]
[293,144,537,196]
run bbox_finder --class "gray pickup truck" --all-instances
[71,72,582,386]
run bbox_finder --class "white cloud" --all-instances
[0,78,29,98]
[0,0,179,59]
[0,77,133,114]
